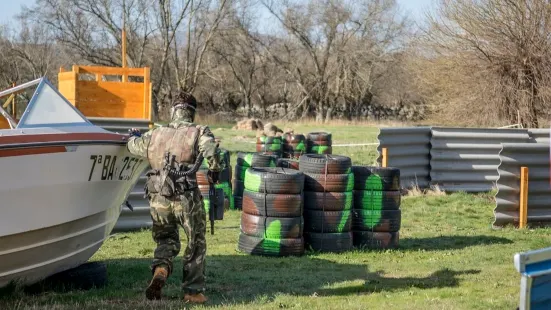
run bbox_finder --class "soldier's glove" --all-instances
[207,170,220,184]
[128,128,142,138]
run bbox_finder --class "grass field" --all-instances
[1,121,550,309]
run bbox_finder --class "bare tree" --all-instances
[417,0,551,127]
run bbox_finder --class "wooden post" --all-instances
[11,82,15,119]
[519,167,529,229]
[382,148,388,168]
[143,67,150,119]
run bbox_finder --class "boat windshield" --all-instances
[0,77,93,129]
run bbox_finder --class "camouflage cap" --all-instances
[173,90,197,111]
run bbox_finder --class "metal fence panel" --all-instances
[430,127,531,192]
[494,143,551,228]
[376,127,432,189]
[89,117,153,231]
[529,129,550,144]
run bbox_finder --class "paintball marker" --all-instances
[208,170,224,235]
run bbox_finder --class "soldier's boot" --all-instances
[145,266,169,300]
[183,293,208,304]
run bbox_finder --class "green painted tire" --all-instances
[244,167,304,194]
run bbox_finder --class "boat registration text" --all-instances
[88,154,144,181]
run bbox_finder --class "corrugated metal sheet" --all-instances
[430,127,531,192]
[494,143,551,228]
[529,129,550,143]
[89,117,153,231]
[376,127,432,189]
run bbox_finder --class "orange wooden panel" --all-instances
[0,117,11,129]
[76,65,145,76]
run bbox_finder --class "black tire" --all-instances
[299,154,352,175]
[234,165,249,181]
[240,213,303,239]
[276,158,300,170]
[24,262,107,294]
[307,132,332,144]
[307,145,332,155]
[353,231,399,249]
[233,196,243,210]
[256,143,283,153]
[237,233,304,256]
[242,190,303,217]
[197,167,231,185]
[353,190,401,211]
[236,152,277,167]
[303,191,353,211]
[304,232,352,253]
[352,209,401,232]
[304,210,352,233]
[352,166,400,191]
[257,136,283,144]
[284,134,306,144]
[304,172,354,192]
[244,167,304,194]
[233,179,245,197]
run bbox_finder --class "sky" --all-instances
[1,0,436,24]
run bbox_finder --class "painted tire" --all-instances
[233,196,243,210]
[353,190,401,211]
[237,233,304,256]
[304,232,352,253]
[232,179,245,197]
[307,132,332,144]
[244,167,304,194]
[306,145,332,154]
[304,172,354,192]
[304,210,352,233]
[256,143,283,153]
[257,136,283,144]
[233,165,250,181]
[236,152,277,167]
[299,154,351,175]
[201,148,230,168]
[242,190,302,217]
[240,213,303,239]
[352,209,401,232]
[303,191,353,211]
[353,231,399,249]
[352,166,400,191]
[276,158,300,170]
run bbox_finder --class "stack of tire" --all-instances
[232,152,277,210]
[351,166,401,249]
[256,136,283,157]
[237,167,305,256]
[283,133,307,159]
[306,132,332,155]
[300,154,354,253]
[198,148,233,211]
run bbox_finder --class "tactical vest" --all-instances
[144,124,201,198]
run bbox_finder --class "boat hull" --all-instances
[0,141,149,288]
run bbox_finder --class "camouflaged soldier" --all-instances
[126,91,223,303]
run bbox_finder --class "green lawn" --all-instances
[1,122,549,309]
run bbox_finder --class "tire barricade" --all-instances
[300,154,354,253]
[306,132,332,155]
[351,166,401,249]
[237,167,306,256]
[283,134,307,159]
[256,136,283,157]
[198,148,233,211]
[232,152,277,210]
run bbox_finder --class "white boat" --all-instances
[0,77,149,288]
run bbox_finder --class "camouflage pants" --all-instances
[148,188,207,294]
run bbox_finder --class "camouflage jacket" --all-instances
[126,120,224,173]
